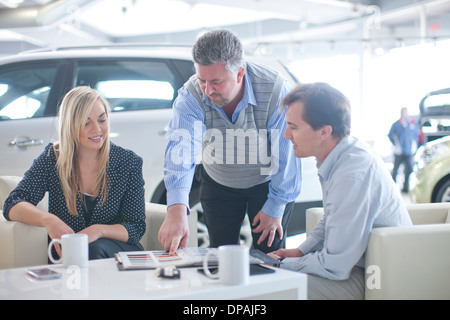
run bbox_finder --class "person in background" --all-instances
[269,83,412,300]
[3,86,146,260]
[388,107,419,193]
[158,29,301,254]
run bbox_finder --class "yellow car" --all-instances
[410,135,450,203]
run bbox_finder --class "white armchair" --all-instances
[305,203,450,300]
[0,176,197,270]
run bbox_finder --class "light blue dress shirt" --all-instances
[163,70,302,218]
[281,136,412,280]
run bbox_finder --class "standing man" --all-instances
[158,29,301,254]
[269,83,412,299]
[388,107,419,193]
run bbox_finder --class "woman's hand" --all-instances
[78,225,103,243]
[43,214,74,240]
[43,214,74,257]
[78,224,128,243]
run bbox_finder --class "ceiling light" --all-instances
[0,0,24,8]
[5,0,24,4]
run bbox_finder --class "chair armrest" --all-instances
[405,203,450,224]
[365,224,450,300]
[0,212,48,269]
[305,207,324,236]
[0,176,23,209]
[141,203,198,250]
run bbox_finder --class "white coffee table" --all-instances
[0,258,307,300]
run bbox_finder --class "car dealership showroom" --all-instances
[0,0,449,302]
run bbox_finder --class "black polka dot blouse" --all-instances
[3,143,146,245]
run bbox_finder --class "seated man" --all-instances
[269,83,412,300]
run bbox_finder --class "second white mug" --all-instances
[48,233,88,268]
[203,245,249,286]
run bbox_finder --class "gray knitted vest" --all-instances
[186,62,285,189]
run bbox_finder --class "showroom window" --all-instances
[75,60,176,112]
[0,63,58,120]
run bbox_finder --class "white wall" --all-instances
[287,39,450,159]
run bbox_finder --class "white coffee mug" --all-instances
[48,234,88,268]
[203,245,249,286]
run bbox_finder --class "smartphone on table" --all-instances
[26,268,62,280]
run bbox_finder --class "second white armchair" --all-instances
[305,203,450,300]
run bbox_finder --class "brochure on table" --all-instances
[115,247,279,271]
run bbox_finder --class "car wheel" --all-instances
[190,201,210,248]
[435,179,450,202]
[190,200,253,248]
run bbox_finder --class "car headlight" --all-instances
[415,142,449,170]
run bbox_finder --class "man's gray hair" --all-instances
[192,29,245,75]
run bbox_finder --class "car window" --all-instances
[424,93,450,109]
[75,59,177,112]
[0,62,59,120]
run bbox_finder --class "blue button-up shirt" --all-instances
[281,136,412,280]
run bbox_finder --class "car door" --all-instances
[74,58,194,201]
[0,61,67,177]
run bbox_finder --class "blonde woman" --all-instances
[3,86,146,260]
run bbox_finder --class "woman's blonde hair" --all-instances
[54,86,110,216]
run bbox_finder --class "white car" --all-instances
[0,46,322,246]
